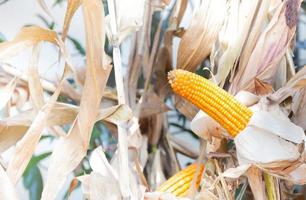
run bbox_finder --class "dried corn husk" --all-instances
[192,90,305,183]
[214,0,262,87]
[177,0,226,71]
[230,0,302,93]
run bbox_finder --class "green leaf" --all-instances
[89,122,103,150]
[23,165,43,200]
[302,1,306,11]
[67,35,86,56]
[52,0,64,7]
[37,14,55,30]
[23,152,52,200]
[0,32,6,42]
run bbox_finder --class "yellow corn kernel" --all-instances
[157,163,204,197]
[168,69,253,137]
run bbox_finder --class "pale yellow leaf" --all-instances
[177,0,226,71]
[41,0,112,198]
[7,84,62,184]
[230,0,302,93]
[62,0,82,40]
[28,44,44,111]
[215,0,261,87]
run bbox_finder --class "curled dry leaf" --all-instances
[214,0,261,87]
[0,103,130,155]
[0,77,17,116]
[177,0,226,71]
[291,87,306,130]
[168,135,199,159]
[191,111,223,140]
[78,172,121,200]
[28,44,44,111]
[6,83,62,185]
[230,0,302,93]
[0,26,57,59]
[41,0,112,198]
[62,0,82,41]
[246,166,266,200]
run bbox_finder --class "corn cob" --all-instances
[157,163,204,197]
[168,69,253,137]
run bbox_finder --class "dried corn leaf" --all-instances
[229,0,270,93]
[169,135,199,158]
[28,44,44,111]
[269,65,306,103]
[169,0,188,29]
[0,26,74,77]
[139,92,169,118]
[254,78,274,95]
[0,165,18,200]
[0,77,17,113]
[177,0,226,71]
[62,0,82,40]
[89,147,118,180]
[0,103,130,154]
[41,0,112,198]
[0,26,57,60]
[291,88,306,130]
[215,0,261,87]
[246,167,266,200]
[230,0,301,93]
[7,84,62,185]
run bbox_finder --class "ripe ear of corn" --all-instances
[168,69,253,137]
[157,163,204,197]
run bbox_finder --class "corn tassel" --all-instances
[157,164,204,197]
[168,69,253,137]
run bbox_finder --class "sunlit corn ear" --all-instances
[157,164,204,197]
[168,69,253,137]
[177,0,226,72]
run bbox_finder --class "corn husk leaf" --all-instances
[246,166,266,200]
[0,103,130,155]
[177,0,226,71]
[291,87,306,129]
[191,111,223,139]
[41,0,112,198]
[215,0,261,87]
[228,0,270,93]
[139,91,170,118]
[230,0,301,93]
[28,44,44,111]
[235,101,304,166]
[6,84,62,185]
[0,77,17,115]
[62,0,82,40]
[0,26,56,59]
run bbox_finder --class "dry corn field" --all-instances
[0,0,306,199]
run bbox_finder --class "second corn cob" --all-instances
[157,163,204,197]
[168,69,253,137]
